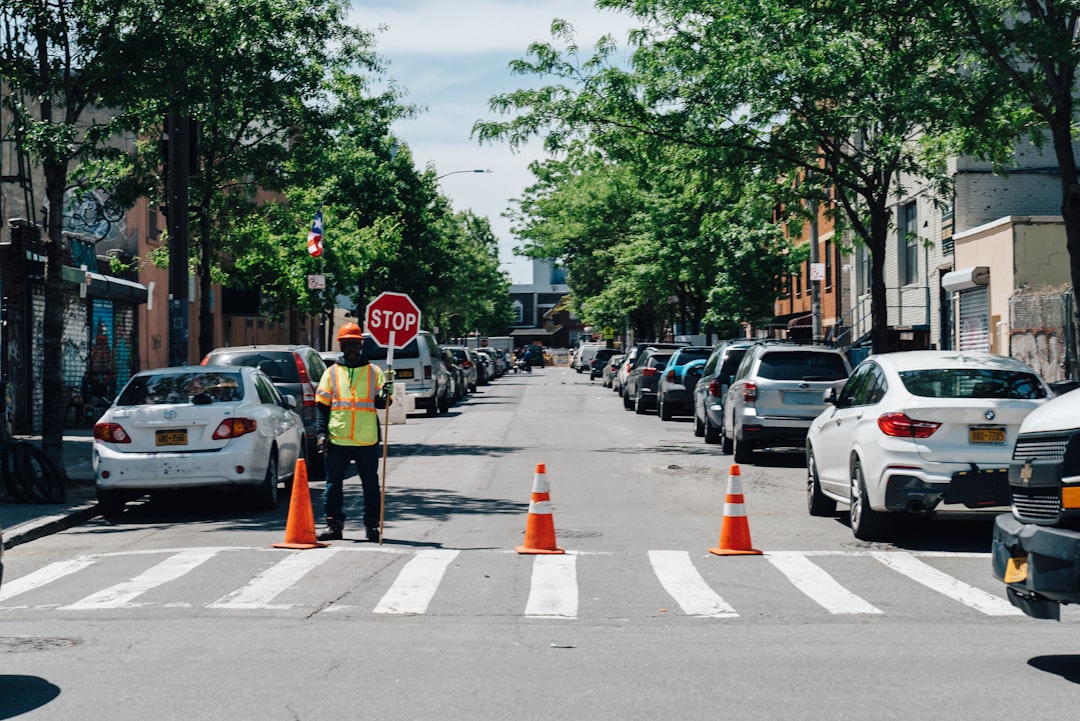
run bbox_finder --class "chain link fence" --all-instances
[1009,286,1077,383]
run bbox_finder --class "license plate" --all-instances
[1004,556,1028,583]
[395,369,414,379]
[969,426,1006,444]
[785,391,821,405]
[156,429,187,446]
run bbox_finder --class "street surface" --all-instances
[3,367,1080,720]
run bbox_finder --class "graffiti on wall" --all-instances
[1011,329,1067,384]
[63,187,126,244]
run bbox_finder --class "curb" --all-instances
[2,503,100,550]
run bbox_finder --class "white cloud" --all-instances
[349,1,637,283]
[352,0,636,55]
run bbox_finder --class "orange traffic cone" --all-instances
[515,463,564,554]
[273,457,329,549]
[709,464,762,556]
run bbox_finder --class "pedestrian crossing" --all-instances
[0,546,1025,620]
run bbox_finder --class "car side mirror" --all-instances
[283,394,298,409]
[825,387,840,406]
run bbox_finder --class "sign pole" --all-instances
[379,329,395,546]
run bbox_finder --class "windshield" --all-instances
[899,368,1048,399]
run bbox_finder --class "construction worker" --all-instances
[313,323,392,541]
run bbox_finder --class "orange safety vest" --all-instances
[315,363,385,446]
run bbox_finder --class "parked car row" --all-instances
[600,337,1062,542]
[92,334,515,517]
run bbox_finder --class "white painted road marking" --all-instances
[766,551,882,615]
[650,550,738,618]
[61,549,220,610]
[374,549,460,615]
[210,548,341,610]
[870,551,1022,616]
[525,553,578,618]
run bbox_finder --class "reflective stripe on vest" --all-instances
[325,363,380,446]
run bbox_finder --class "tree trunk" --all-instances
[42,161,70,482]
[1049,122,1080,379]
[198,203,214,359]
[868,208,891,355]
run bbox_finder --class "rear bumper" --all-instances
[992,512,1080,619]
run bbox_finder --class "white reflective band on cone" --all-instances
[528,500,553,515]
[723,502,746,517]
[532,475,550,493]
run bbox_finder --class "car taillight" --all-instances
[666,369,676,382]
[200,356,210,365]
[424,365,432,379]
[742,382,757,403]
[94,422,130,443]
[462,360,472,368]
[642,367,659,377]
[877,412,940,438]
[708,379,724,397]
[213,418,257,440]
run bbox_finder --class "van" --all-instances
[572,343,606,373]
[361,331,452,416]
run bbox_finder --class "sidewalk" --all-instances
[0,429,100,549]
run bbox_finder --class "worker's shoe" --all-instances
[318,518,344,541]
[366,526,380,543]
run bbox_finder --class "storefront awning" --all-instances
[62,266,149,304]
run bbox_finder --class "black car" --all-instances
[589,348,620,380]
[622,348,674,414]
[201,344,327,476]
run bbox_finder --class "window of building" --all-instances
[858,244,871,296]
[900,201,918,286]
[512,300,524,324]
[824,237,833,291]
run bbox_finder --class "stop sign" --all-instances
[365,291,421,348]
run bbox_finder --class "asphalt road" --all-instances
[2,367,1080,720]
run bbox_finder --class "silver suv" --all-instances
[722,342,851,463]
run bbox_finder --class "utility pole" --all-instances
[809,198,823,342]
[167,108,190,365]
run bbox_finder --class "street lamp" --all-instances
[436,169,493,180]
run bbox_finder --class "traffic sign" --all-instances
[365,291,421,348]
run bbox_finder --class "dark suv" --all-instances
[201,345,326,474]
[693,339,756,445]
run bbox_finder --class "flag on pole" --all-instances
[307,211,324,257]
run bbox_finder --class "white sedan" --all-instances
[93,365,305,516]
[805,351,1051,540]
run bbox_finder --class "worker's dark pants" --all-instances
[323,442,381,531]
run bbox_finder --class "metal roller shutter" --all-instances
[958,285,990,352]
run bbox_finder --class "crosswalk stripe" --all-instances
[61,549,220,610]
[374,549,460,615]
[524,553,578,618]
[0,558,97,603]
[650,550,738,618]
[766,552,882,615]
[870,551,1022,616]
[209,548,341,610]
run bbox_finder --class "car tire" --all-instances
[806,445,836,517]
[659,397,673,421]
[693,413,705,437]
[733,430,754,464]
[634,391,647,415]
[623,389,634,411]
[704,417,721,444]
[849,459,891,541]
[253,453,280,511]
[721,417,733,454]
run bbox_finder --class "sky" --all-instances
[347,1,638,285]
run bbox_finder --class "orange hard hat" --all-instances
[337,322,363,342]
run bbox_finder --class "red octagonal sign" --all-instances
[365,291,421,348]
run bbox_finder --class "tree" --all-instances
[941,0,1080,374]
[0,0,167,474]
[477,3,982,352]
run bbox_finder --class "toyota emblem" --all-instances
[984,409,995,421]
[164,409,177,419]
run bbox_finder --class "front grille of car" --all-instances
[1011,488,1061,520]
[1013,436,1069,462]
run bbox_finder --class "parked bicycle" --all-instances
[0,381,67,504]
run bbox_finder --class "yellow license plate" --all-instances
[156,429,188,446]
[969,426,1006,444]
[1004,556,1028,583]
[395,369,414,379]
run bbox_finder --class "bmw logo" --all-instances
[164,410,177,419]
[984,409,995,421]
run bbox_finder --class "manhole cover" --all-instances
[556,528,602,539]
[0,637,80,653]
